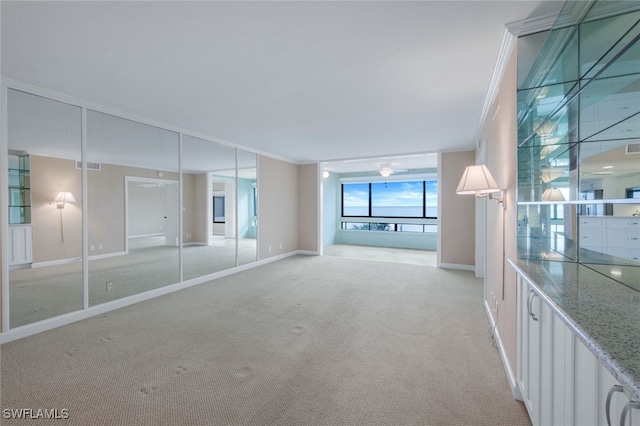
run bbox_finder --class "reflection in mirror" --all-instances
[7,89,83,328]
[87,110,179,305]
[237,149,257,266]
[517,204,578,262]
[182,136,237,280]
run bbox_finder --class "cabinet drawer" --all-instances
[606,228,640,249]
[581,228,605,247]
[607,217,640,229]
[579,217,606,228]
[606,247,640,262]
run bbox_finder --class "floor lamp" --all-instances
[54,191,76,242]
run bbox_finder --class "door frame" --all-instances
[124,176,179,253]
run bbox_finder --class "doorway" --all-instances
[125,177,179,252]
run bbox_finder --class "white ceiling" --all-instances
[1,0,565,171]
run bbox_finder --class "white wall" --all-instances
[479,46,519,379]
[438,151,476,268]
[322,171,338,246]
[298,163,318,252]
[257,156,298,258]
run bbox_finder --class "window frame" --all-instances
[341,180,438,219]
[213,195,225,223]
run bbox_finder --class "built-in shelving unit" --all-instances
[8,150,31,225]
[7,150,33,266]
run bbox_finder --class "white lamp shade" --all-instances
[54,191,77,204]
[540,167,564,183]
[456,165,501,196]
[542,188,565,201]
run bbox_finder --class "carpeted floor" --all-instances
[8,237,257,328]
[0,253,530,425]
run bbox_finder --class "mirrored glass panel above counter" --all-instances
[517,2,640,290]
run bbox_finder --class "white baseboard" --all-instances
[297,250,319,256]
[484,299,522,401]
[438,262,475,272]
[183,242,206,247]
[0,250,302,344]
[32,251,127,268]
[129,233,164,239]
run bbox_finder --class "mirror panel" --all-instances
[517,5,640,286]
[87,110,180,305]
[182,135,237,279]
[7,89,83,328]
[580,11,640,80]
[517,204,578,262]
[236,149,257,266]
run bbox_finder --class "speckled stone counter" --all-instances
[510,259,640,401]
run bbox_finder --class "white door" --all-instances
[164,183,179,247]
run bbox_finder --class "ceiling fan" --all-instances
[379,163,408,177]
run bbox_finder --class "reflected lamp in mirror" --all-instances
[542,188,565,201]
[54,191,77,209]
[456,164,505,208]
[540,167,564,183]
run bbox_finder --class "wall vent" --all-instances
[76,161,101,170]
[625,143,640,155]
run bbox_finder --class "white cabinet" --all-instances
[516,273,640,426]
[579,216,640,262]
[579,217,606,251]
[8,224,33,266]
[606,218,640,262]
[599,365,640,426]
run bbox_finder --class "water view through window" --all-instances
[342,180,437,218]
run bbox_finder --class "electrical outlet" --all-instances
[90,245,95,251]
[268,246,271,252]
[98,243,103,250]
[279,243,282,249]
[106,281,113,291]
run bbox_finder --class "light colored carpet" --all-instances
[8,238,257,328]
[1,254,530,425]
[324,244,436,267]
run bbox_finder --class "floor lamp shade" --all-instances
[54,191,77,209]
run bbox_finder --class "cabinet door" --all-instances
[523,282,542,426]
[573,335,600,426]
[517,276,529,401]
[9,225,33,266]
[599,365,627,426]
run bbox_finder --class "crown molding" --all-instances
[472,9,563,150]
[472,27,517,150]
[506,12,559,37]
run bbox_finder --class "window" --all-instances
[342,183,370,216]
[342,180,438,218]
[626,187,640,199]
[213,196,225,223]
[371,181,423,217]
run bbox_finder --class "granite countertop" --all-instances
[511,259,640,401]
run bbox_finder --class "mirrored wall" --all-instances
[7,89,84,327]
[3,87,259,329]
[516,1,640,290]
